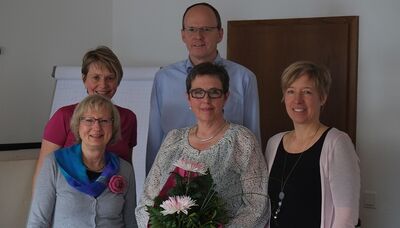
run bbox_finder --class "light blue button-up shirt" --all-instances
[146,54,261,173]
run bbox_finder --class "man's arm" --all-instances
[243,71,261,143]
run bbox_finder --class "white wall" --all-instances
[356,1,400,227]
[1,0,400,227]
[0,0,113,143]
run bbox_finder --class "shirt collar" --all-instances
[185,52,223,74]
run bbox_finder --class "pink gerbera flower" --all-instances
[160,196,197,216]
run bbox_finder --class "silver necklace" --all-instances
[194,120,227,143]
[273,151,304,221]
[273,124,321,221]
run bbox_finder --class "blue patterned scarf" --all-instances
[54,144,120,198]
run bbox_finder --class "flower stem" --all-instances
[200,184,217,210]
[185,172,191,195]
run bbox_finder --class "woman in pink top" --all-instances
[265,61,360,228]
[33,46,137,184]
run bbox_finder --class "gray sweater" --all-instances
[27,153,137,228]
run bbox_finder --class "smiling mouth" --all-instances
[94,91,114,98]
[95,90,110,95]
[200,107,214,112]
[193,43,205,48]
[293,108,305,112]
[90,134,104,139]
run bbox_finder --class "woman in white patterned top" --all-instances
[136,62,269,227]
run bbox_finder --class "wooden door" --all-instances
[227,16,358,149]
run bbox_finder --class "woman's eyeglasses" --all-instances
[189,88,224,99]
[80,117,113,126]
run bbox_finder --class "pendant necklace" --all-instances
[273,151,304,221]
[194,120,227,143]
[273,124,321,222]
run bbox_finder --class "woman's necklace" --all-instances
[273,124,321,221]
[194,120,227,143]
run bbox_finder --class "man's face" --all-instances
[181,5,223,65]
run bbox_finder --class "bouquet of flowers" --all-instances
[146,159,229,227]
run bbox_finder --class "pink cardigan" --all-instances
[264,128,360,228]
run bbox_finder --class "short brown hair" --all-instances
[281,61,332,99]
[70,94,121,144]
[81,46,123,85]
[186,62,229,94]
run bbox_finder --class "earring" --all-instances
[189,106,192,110]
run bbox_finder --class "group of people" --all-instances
[27,2,360,228]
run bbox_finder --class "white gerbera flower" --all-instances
[173,158,207,175]
[160,196,197,215]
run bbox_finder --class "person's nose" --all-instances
[203,93,212,102]
[292,92,301,103]
[92,120,102,129]
[98,77,108,88]
[193,30,204,39]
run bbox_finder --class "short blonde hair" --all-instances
[281,61,332,100]
[70,94,121,144]
[81,46,123,85]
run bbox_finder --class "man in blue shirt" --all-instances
[146,2,261,174]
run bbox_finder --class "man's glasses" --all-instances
[182,26,219,35]
[189,88,224,99]
[80,117,113,126]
